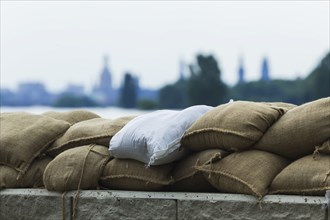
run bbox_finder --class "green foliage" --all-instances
[187,54,228,106]
[53,95,99,107]
[229,52,329,105]
[158,79,188,109]
[137,99,158,110]
[304,52,330,101]
[119,73,137,108]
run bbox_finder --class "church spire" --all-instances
[238,56,245,84]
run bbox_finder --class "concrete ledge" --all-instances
[1,189,328,220]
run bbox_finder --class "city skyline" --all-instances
[1,1,329,92]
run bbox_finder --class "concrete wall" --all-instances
[1,189,329,220]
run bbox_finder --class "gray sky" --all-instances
[1,1,329,93]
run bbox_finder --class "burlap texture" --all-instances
[254,97,330,159]
[0,156,52,189]
[100,158,174,191]
[42,110,100,125]
[182,101,285,152]
[197,150,289,198]
[0,112,70,178]
[47,116,135,156]
[262,102,297,111]
[43,145,110,192]
[270,154,330,196]
[170,149,228,192]
[314,139,330,155]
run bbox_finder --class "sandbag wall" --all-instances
[0,98,329,199]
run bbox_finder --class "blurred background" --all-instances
[1,1,329,114]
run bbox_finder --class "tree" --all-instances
[119,73,137,108]
[52,95,99,107]
[158,79,188,109]
[304,52,330,101]
[187,54,228,106]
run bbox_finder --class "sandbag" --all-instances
[170,149,228,192]
[196,150,289,198]
[43,145,110,192]
[0,112,70,178]
[182,101,286,152]
[270,154,330,196]
[254,97,330,159]
[47,116,135,156]
[0,156,52,189]
[109,105,212,165]
[100,158,174,191]
[314,139,330,155]
[42,110,100,125]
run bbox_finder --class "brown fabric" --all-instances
[100,158,174,191]
[197,150,289,198]
[47,116,135,156]
[0,112,70,178]
[0,156,52,189]
[170,149,228,192]
[43,145,110,192]
[182,101,285,152]
[270,154,330,196]
[314,139,330,155]
[262,102,297,111]
[42,110,100,125]
[254,97,330,159]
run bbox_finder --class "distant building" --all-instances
[238,57,245,84]
[92,55,114,105]
[16,82,52,105]
[261,57,270,81]
[63,84,85,96]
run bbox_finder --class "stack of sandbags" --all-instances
[181,101,289,152]
[180,98,330,197]
[0,112,70,187]
[42,114,135,192]
[47,116,135,157]
[43,145,110,192]
[109,105,213,166]
[254,97,330,159]
[169,149,228,192]
[0,156,52,189]
[270,153,330,196]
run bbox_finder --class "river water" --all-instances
[0,106,151,119]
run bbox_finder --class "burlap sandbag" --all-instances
[43,110,100,125]
[100,158,174,191]
[314,139,330,156]
[47,116,135,156]
[270,154,330,196]
[0,112,70,178]
[0,156,52,189]
[254,97,330,159]
[43,145,110,192]
[262,102,297,111]
[196,150,289,198]
[170,149,228,192]
[182,101,286,152]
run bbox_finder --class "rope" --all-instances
[323,169,330,183]
[72,144,95,220]
[61,191,67,220]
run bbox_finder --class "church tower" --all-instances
[238,56,245,84]
[261,57,270,81]
[92,55,114,105]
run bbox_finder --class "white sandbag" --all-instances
[109,105,213,166]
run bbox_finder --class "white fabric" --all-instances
[109,105,213,166]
